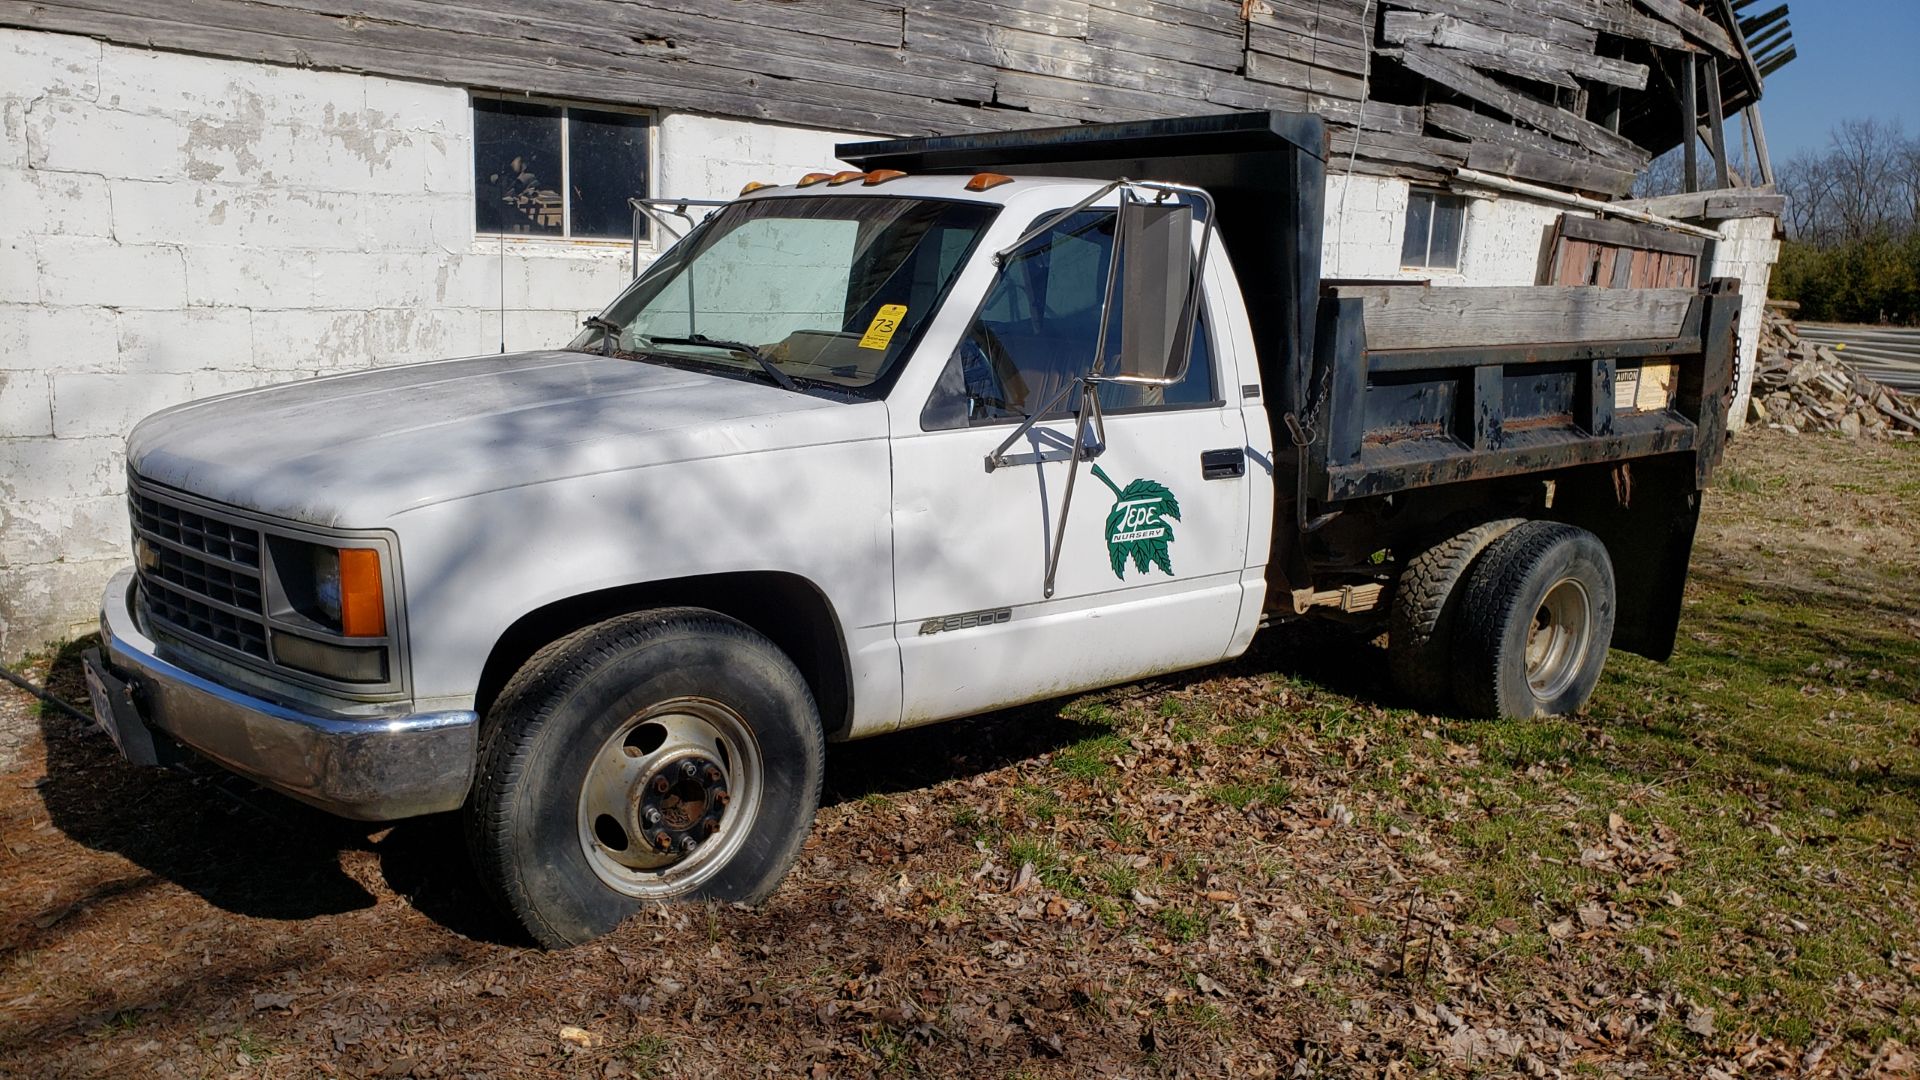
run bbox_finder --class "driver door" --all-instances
[887,207,1255,728]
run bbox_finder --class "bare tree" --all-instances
[1775,117,1918,244]
[1825,119,1907,241]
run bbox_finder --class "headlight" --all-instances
[276,540,387,638]
[265,539,391,684]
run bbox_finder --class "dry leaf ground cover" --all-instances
[2,428,1917,1078]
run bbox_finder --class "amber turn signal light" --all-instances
[738,180,774,195]
[827,170,866,185]
[862,169,908,186]
[796,171,835,187]
[965,172,1015,191]
[337,548,386,638]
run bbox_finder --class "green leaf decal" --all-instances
[1092,465,1182,580]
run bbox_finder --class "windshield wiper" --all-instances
[647,334,801,393]
[581,315,623,356]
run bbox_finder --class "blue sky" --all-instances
[1756,0,1920,162]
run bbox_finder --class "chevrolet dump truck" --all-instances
[85,112,1737,946]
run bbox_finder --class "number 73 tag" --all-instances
[858,304,908,350]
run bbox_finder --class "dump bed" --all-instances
[842,110,1737,503]
[1308,280,1739,502]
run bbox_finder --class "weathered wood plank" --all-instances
[1616,187,1787,220]
[1246,21,1370,78]
[1557,213,1710,258]
[1515,0,1689,49]
[16,0,979,134]
[1245,49,1368,101]
[1342,286,1698,350]
[1394,45,1648,164]
[904,0,1089,38]
[1463,141,1639,195]
[1329,129,1470,169]
[1633,0,1739,56]
[1380,0,1598,49]
[1087,0,1242,36]
[1085,4,1244,71]
[1382,12,1649,90]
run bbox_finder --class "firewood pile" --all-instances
[1750,304,1920,439]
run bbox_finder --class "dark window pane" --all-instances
[1429,196,1466,269]
[569,107,650,240]
[1401,190,1433,268]
[474,98,563,236]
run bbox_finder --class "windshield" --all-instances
[571,195,998,394]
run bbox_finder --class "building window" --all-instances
[473,97,651,241]
[1401,188,1467,270]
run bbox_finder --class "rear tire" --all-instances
[1389,518,1525,708]
[465,608,823,948]
[1450,522,1616,719]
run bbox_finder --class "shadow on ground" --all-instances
[31,622,1390,944]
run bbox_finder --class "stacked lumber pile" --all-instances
[1750,306,1920,439]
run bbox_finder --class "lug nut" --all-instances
[653,776,671,793]
[643,807,662,825]
[681,760,701,778]
[653,831,673,851]
[703,819,720,837]
[705,766,722,783]
[682,838,699,854]
[715,789,731,807]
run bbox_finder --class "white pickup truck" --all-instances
[85,112,1737,946]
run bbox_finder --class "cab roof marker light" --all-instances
[738,180,775,195]
[862,169,909,186]
[966,172,1015,192]
[796,171,835,187]
[828,170,866,185]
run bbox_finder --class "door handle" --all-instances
[1201,448,1245,480]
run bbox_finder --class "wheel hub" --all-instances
[576,698,763,899]
[636,755,728,855]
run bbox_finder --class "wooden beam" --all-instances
[1703,58,1730,188]
[1681,53,1699,193]
[1745,105,1776,184]
[1338,285,1698,350]
[1556,214,1711,259]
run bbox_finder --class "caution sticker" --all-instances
[857,304,909,350]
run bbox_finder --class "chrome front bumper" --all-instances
[96,568,478,820]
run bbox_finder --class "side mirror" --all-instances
[1110,199,1197,384]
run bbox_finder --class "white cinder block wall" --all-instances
[1321,173,1564,286]
[1711,215,1780,428]
[0,29,855,659]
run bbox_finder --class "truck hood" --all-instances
[128,351,880,526]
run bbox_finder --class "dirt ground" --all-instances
[2,428,1917,1079]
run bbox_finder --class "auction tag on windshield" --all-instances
[858,304,909,350]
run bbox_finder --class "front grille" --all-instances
[129,482,271,661]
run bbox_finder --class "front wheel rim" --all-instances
[1525,578,1592,701]
[576,697,764,899]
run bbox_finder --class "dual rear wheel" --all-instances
[1390,520,1617,719]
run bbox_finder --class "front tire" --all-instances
[466,608,823,948]
[1450,522,1616,719]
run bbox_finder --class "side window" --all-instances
[473,97,651,241]
[1402,188,1467,270]
[929,210,1216,428]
